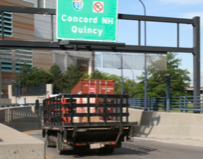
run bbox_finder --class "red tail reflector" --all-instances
[111,142,116,145]
[74,143,86,146]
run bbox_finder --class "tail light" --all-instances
[74,143,86,146]
[105,142,116,145]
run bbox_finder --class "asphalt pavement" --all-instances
[29,131,203,159]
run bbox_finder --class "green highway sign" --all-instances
[56,0,118,42]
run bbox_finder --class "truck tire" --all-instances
[45,134,55,147]
[56,132,63,155]
[99,148,114,154]
[45,134,52,147]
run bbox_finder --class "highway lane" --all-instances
[29,131,203,159]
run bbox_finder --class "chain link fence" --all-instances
[95,53,167,70]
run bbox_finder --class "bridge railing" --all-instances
[0,103,42,108]
[129,96,203,113]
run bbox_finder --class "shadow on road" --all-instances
[51,142,157,158]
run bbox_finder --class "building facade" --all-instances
[0,0,94,98]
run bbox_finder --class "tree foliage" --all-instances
[48,64,64,92]
[134,53,191,97]
[15,63,84,93]
[16,53,189,98]
[15,64,52,86]
[62,64,84,92]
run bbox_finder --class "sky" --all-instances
[96,0,203,85]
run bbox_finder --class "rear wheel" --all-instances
[99,148,114,154]
[56,132,63,155]
[45,134,54,147]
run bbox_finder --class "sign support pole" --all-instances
[193,17,201,113]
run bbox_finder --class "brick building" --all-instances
[0,0,94,98]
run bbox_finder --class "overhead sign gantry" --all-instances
[0,5,200,111]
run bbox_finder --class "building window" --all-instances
[1,62,12,72]
[15,49,33,72]
[0,49,12,72]
[0,12,13,37]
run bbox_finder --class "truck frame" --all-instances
[42,94,133,154]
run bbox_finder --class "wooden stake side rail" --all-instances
[42,94,129,128]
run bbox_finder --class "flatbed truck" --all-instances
[41,94,133,154]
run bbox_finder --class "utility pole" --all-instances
[139,0,148,111]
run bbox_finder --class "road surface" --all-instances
[29,131,203,159]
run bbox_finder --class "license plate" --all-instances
[90,143,101,149]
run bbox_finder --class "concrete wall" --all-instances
[1,105,203,143]
[8,84,53,104]
[0,98,11,104]
[0,123,45,159]
[129,108,203,141]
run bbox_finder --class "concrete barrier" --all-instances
[0,124,45,159]
[129,108,203,141]
[0,98,11,104]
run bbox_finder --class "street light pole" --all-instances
[18,58,22,100]
[139,0,148,111]
[121,53,124,94]
[164,74,171,112]
[18,74,21,99]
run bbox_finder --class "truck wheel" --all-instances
[99,148,114,154]
[45,134,52,147]
[56,132,63,155]
[45,134,55,147]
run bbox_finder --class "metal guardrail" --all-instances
[0,103,42,107]
[5,110,40,123]
[129,96,203,113]
[0,105,43,124]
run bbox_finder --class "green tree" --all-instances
[82,73,90,79]
[134,52,191,97]
[49,64,63,92]
[90,69,109,79]
[15,64,52,86]
[16,64,136,96]
[63,64,84,92]
[29,68,52,85]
